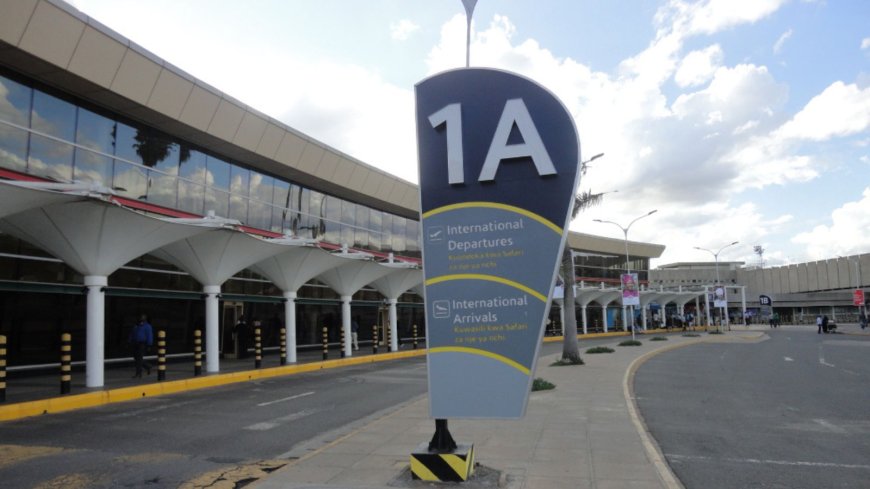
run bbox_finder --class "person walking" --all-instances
[822,315,830,334]
[351,319,360,351]
[129,314,153,378]
[234,315,250,358]
[816,314,823,334]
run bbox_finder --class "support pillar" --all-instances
[341,296,352,357]
[740,286,747,326]
[581,305,588,335]
[203,285,221,373]
[602,305,609,333]
[84,275,107,388]
[284,291,297,363]
[642,306,648,331]
[388,298,399,352]
[704,286,711,327]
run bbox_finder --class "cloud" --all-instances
[390,19,420,41]
[656,0,788,37]
[675,45,724,87]
[862,37,870,50]
[773,81,870,141]
[792,187,870,259]
[773,29,792,53]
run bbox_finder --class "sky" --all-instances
[68,0,870,268]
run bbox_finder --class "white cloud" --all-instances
[862,37,870,50]
[675,45,723,87]
[774,81,870,141]
[390,19,420,41]
[773,29,792,53]
[792,187,870,259]
[657,0,788,37]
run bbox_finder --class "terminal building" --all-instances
[0,0,670,386]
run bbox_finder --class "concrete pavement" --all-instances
[251,329,775,489]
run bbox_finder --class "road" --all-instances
[0,338,598,488]
[635,328,870,489]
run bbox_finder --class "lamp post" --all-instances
[694,241,739,332]
[593,209,658,340]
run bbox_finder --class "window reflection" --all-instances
[369,210,382,251]
[29,92,75,181]
[354,206,370,249]
[178,179,204,214]
[0,76,32,172]
[145,168,178,208]
[112,159,147,199]
[392,216,407,253]
[73,109,115,186]
[229,165,249,222]
[206,156,229,190]
[179,146,205,183]
[205,187,229,217]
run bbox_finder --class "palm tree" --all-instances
[559,154,608,363]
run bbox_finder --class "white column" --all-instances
[623,306,629,331]
[85,275,107,388]
[741,286,747,326]
[203,285,221,373]
[284,291,297,363]
[341,295,352,357]
[581,305,588,335]
[388,298,399,352]
[602,304,609,333]
[704,286,712,327]
[642,306,648,331]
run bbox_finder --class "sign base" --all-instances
[410,442,475,482]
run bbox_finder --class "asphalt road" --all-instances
[0,337,607,488]
[635,328,870,489]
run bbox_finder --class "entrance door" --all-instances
[222,301,244,358]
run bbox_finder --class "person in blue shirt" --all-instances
[129,314,153,378]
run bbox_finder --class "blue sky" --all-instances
[69,0,870,268]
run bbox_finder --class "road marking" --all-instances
[784,356,793,362]
[818,345,835,367]
[666,453,870,470]
[245,408,318,431]
[257,391,315,407]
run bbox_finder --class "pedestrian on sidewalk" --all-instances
[860,311,867,330]
[129,314,153,378]
[351,318,360,351]
[816,314,823,334]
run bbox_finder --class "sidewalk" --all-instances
[251,330,767,489]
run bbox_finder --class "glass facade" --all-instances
[0,71,421,257]
[572,251,650,285]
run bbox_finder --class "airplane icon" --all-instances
[433,300,450,318]
[428,226,444,242]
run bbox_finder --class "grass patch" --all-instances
[531,378,555,391]
[550,356,585,366]
[618,340,643,346]
[586,346,615,354]
[650,336,668,341]
[682,333,701,337]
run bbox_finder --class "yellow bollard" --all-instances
[194,330,202,376]
[322,326,328,360]
[60,333,71,394]
[280,328,287,365]
[157,330,167,381]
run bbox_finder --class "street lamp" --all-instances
[694,241,739,332]
[593,209,658,340]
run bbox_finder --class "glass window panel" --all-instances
[145,168,178,208]
[248,199,270,231]
[178,179,205,214]
[113,122,142,165]
[111,159,147,199]
[249,171,273,202]
[406,219,420,253]
[0,123,29,172]
[28,134,73,181]
[205,187,229,217]
[0,76,31,172]
[31,91,75,140]
[75,108,115,154]
[369,210,382,252]
[391,216,407,253]
[340,200,354,246]
[322,195,340,243]
[270,179,290,234]
[230,165,249,196]
[178,146,206,183]
[206,156,230,190]
[307,189,323,239]
[73,148,113,186]
[229,193,248,223]
[354,206,370,249]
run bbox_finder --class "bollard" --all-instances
[60,333,71,394]
[413,324,418,350]
[157,330,166,381]
[280,328,287,366]
[372,325,378,354]
[194,330,202,376]
[0,335,6,403]
[322,326,328,360]
[340,327,346,358]
[254,328,262,368]
[387,326,392,353]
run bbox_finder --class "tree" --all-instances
[560,182,607,362]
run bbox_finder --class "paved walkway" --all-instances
[251,329,781,489]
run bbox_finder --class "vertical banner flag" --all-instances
[621,273,639,306]
[416,68,580,419]
[714,285,727,308]
[854,289,865,307]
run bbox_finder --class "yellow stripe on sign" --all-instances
[410,456,439,481]
[425,274,547,303]
[429,346,530,376]
[422,201,563,235]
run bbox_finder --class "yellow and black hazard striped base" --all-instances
[410,442,475,482]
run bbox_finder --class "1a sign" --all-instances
[416,68,580,419]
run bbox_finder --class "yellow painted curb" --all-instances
[0,349,426,422]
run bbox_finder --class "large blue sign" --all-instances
[416,68,581,418]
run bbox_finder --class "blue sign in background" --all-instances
[416,68,580,419]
